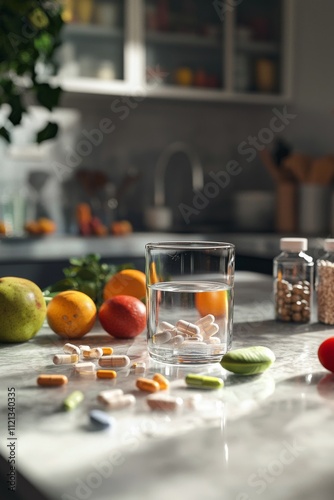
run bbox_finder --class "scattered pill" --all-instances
[53,354,79,365]
[98,355,130,368]
[195,314,215,328]
[185,374,224,389]
[37,374,68,387]
[97,389,124,405]
[104,394,136,410]
[63,343,80,355]
[136,377,160,393]
[153,330,173,344]
[131,361,146,374]
[75,362,96,373]
[79,345,91,354]
[146,394,183,412]
[176,320,200,336]
[101,347,113,355]
[63,390,84,411]
[152,373,169,390]
[158,321,175,331]
[89,409,115,429]
[96,369,117,379]
[83,348,103,359]
[220,346,275,375]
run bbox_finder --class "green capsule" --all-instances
[221,346,275,375]
[185,374,224,389]
[63,390,84,411]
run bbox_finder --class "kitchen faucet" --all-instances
[153,141,204,206]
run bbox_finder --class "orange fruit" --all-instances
[195,290,229,318]
[98,295,146,339]
[103,269,146,301]
[47,290,97,338]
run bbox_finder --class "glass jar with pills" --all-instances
[273,237,314,323]
[145,241,235,365]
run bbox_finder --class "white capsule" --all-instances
[79,345,91,354]
[184,393,203,409]
[75,361,96,373]
[63,343,81,355]
[83,347,103,359]
[97,389,124,405]
[98,355,130,368]
[53,354,79,365]
[207,337,221,344]
[152,330,173,344]
[105,394,136,410]
[146,394,183,412]
[166,335,185,346]
[158,321,175,331]
[131,361,146,374]
[176,320,200,336]
[195,314,215,327]
[201,323,220,338]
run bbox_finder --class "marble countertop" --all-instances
[0,233,326,262]
[1,272,334,500]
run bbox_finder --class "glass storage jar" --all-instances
[317,238,334,325]
[273,238,314,323]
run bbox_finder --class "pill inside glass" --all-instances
[145,241,235,365]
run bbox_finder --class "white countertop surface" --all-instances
[0,272,333,500]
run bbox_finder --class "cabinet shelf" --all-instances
[236,40,280,56]
[146,30,221,49]
[63,23,123,39]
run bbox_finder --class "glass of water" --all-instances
[145,241,235,365]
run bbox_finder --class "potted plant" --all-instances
[0,0,64,144]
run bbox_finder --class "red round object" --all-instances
[98,295,146,339]
[318,337,334,372]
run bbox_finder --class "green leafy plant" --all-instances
[43,254,135,307]
[0,0,64,143]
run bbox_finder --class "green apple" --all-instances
[0,277,46,343]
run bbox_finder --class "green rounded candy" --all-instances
[220,346,275,375]
[63,390,84,411]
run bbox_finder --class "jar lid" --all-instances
[280,237,308,252]
[324,239,334,251]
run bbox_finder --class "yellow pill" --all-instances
[96,370,117,379]
[102,347,113,355]
[152,373,169,390]
[136,377,160,393]
[37,374,68,387]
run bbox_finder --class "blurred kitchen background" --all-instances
[1,0,334,282]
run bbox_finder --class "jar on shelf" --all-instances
[316,239,334,325]
[273,238,314,323]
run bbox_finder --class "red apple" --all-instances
[98,295,146,339]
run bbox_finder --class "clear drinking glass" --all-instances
[145,241,235,365]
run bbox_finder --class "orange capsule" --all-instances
[97,370,117,379]
[152,373,169,390]
[37,374,68,387]
[102,347,113,355]
[136,377,160,393]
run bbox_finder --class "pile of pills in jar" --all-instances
[275,279,311,322]
[152,314,221,347]
[317,261,334,325]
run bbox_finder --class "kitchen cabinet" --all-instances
[57,0,293,103]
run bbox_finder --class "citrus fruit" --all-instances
[103,269,146,301]
[0,277,46,343]
[98,295,146,339]
[47,290,97,338]
[195,290,229,317]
